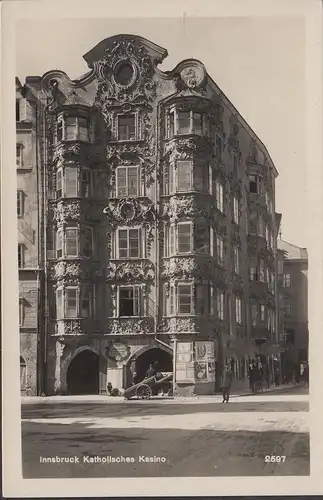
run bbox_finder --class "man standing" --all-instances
[221,365,233,403]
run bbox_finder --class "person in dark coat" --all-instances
[146,363,156,378]
[132,371,138,386]
[221,365,233,403]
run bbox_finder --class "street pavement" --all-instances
[21,384,309,478]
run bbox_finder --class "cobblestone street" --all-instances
[21,386,309,478]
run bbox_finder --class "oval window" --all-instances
[114,62,135,86]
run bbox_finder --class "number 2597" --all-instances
[265,455,286,463]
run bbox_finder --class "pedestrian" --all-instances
[146,363,156,378]
[132,371,138,386]
[249,361,255,393]
[221,365,233,403]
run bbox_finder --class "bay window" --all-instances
[56,115,90,143]
[195,284,210,315]
[195,220,210,254]
[178,283,193,315]
[56,285,95,319]
[167,109,209,137]
[177,160,193,191]
[56,167,93,199]
[66,287,77,318]
[116,166,139,197]
[167,160,209,194]
[56,227,93,258]
[117,227,141,259]
[178,223,192,253]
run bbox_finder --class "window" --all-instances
[195,220,210,254]
[192,112,204,135]
[20,357,27,389]
[65,117,77,141]
[178,223,192,253]
[233,196,239,224]
[56,288,63,319]
[16,100,20,121]
[233,247,239,274]
[118,114,136,141]
[216,236,224,265]
[16,144,23,167]
[66,287,77,318]
[249,212,258,235]
[66,228,78,257]
[260,304,265,322]
[285,328,295,344]
[17,190,24,217]
[196,284,209,315]
[57,119,63,142]
[251,303,258,326]
[177,112,191,135]
[168,111,175,138]
[283,273,291,288]
[283,299,291,318]
[177,160,193,191]
[250,260,257,281]
[81,285,95,318]
[65,167,78,197]
[80,170,92,198]
[249,173,261,194]
[168,284,175,316]
[259,259,265,282]
[215,134,223,158]
[258,216,264,237]
[116,166,139,197]
[64,116,90,142]
[216,181,224,212]
[194,162,209,192]
[81,227,93,257]
[216,291,224,320]
[178,284,192,315]
[56,169,63,198]
[235,297,242,324]
[18,244,24,268]
[117,228,141,258]
[79,117,89,142]
[19,299,24,327]
[56,229,63,259]
[119,286,141,316]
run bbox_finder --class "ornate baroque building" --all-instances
[17,35,282,396]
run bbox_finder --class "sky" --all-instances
[16,16,307,248]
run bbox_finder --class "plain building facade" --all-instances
[17,35,282,396]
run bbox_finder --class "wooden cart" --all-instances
[123,373,173,400]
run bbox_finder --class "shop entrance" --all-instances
[134,347,173,383]
[67,350,99,395]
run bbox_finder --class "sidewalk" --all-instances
[21,383,306,405]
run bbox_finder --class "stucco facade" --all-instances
[17,35,282,396]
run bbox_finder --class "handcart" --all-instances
[123,373,173,400]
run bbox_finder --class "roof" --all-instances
[277,239,308,260]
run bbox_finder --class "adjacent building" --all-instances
[277,240,308,381]
[18,34,282,396]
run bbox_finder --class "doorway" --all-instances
[67,350,99,395]
[134,347,173,383]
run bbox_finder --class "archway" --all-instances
[134,347,173,383]
[67,350,99,395]
[20,356,27,393]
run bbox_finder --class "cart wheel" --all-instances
[136,384,152,400]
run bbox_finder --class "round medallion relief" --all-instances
[114,61,136,87]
